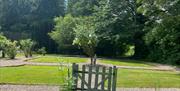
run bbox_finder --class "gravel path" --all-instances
[0,85,180,91]
[0,57,179,71]
[116,88,180,91]
[0,57,40,67]
[0,85,59,91]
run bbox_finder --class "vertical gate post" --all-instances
[81,65,86,91]
[72,63,79,90]
[112,66,117,91]
[108,67,112,91]
[101,67,106,90]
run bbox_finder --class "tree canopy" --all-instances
[0,0,179,64]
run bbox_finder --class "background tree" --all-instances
[0,0,65,53]
[49,14,81,54]
[137,0,180,64]
[73,17,99,64]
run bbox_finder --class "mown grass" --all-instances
[28,56,88,63]
[117,69,180,88]
[99,59,152,67]
[0,66,67,85]
[0,66,180,87]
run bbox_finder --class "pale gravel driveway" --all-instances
[0,85,180,91]
[0,85,59,91]
[0,57,179,72]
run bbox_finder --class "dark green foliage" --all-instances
[67,0,98,16]
[145,16,180,64]
[0,0,65,53]
[0,0,179,65]
[49,14,82,54]
[138,0,180,64]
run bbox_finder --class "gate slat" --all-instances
[88,65,93,90]
[72,63,117,91]
[101,67,106,90]
[81,65,85,91]
[112,66,117,91]
[72,63,79,90]
[108,67,112,91]
[94,65,99,89]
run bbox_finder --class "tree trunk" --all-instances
[43,53,45,56]
[25,54,28,58]
[2,51,5,58]
[90,57,93,65]
[93,58,96,65]
[29,51,32,57]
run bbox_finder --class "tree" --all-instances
[20,39,36,58]
[137,0,180,64]
[92,0,144,57]
[0,0,65,53]
[4,40,18,59]
[73,16,98,65]
[49,14,81,54]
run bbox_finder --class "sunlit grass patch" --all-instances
[28,56,88,63]
[99,59,152,67]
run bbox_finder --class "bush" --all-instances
[37,47,47,56]
[5,40,19,59]
[0,33,8,58]
[20,39,36,58]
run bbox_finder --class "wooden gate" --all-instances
[72,63,117,91]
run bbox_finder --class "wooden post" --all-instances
[108,67,112,91]
[72,63,78,91]
[112,66,117,91]
[101,67,106,90]
[88,65,93,90]
[94,65,99,89]
[81,65,86,91]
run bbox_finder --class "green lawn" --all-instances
[0,66,180,87]
[0,66,67,85]
[99,59,152,67]
[117,69,180,87]
[28,56,88,63]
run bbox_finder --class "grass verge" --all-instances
[28,56,88,63]
[99,59,152,67]
[0,66,180,87]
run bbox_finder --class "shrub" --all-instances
[20,39,36,58]
[4,40,19,59]
[37,47,47,56]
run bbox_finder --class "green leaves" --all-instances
[49,14,77,52]
[4,40,19,59]
[135,0,180,64]
[20,39,36,58]
[73,16,99,57]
